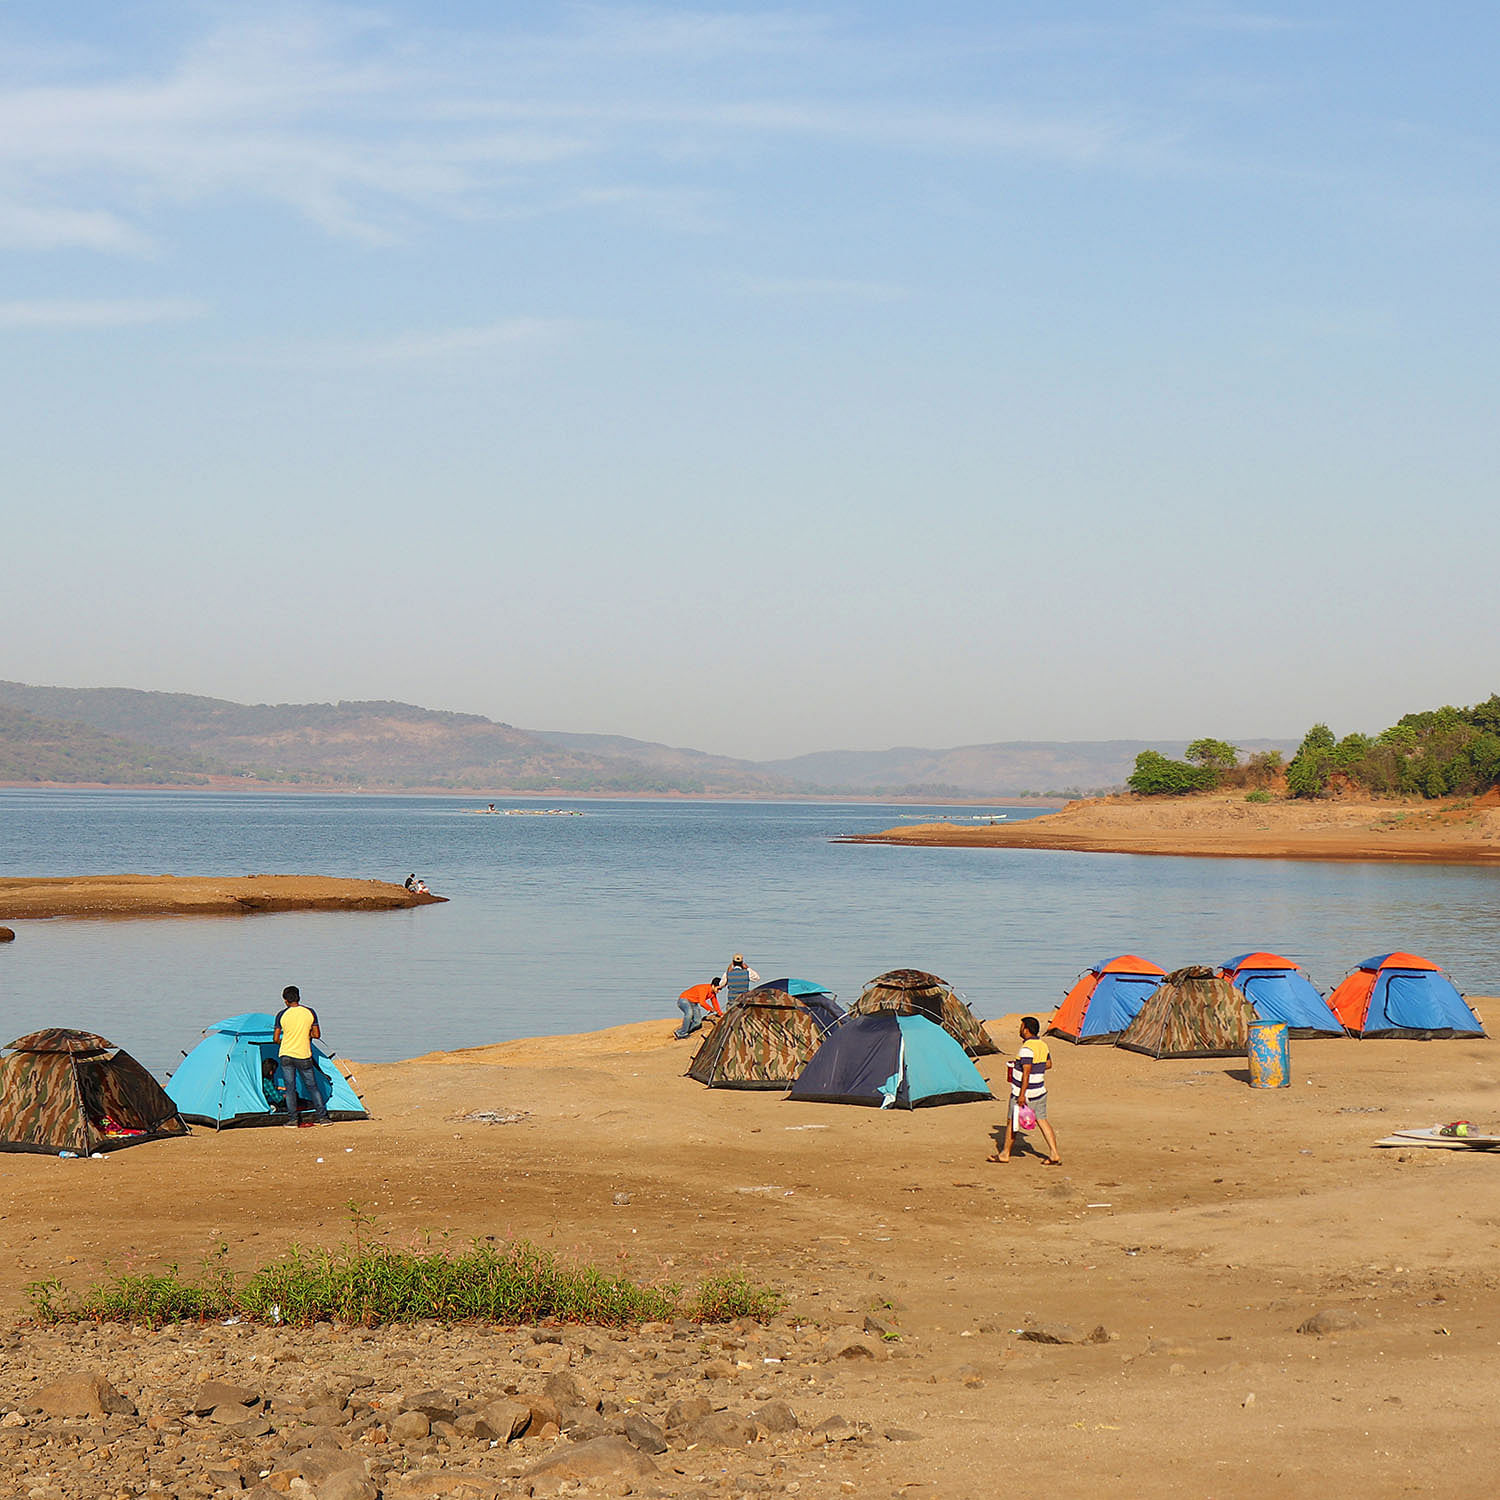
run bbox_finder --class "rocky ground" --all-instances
[0,1313,941,1499]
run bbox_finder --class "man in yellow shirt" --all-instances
[273,985,330,1127]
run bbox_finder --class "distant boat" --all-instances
[465,807,585,816]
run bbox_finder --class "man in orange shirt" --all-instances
[273,985,331,1126]
[674,978,722,1039]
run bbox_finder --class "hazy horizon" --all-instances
[5,4,1496,759]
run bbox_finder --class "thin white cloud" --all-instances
[247,317,578,370]
[0,4,1180,258]
[0,197,151,253]
[0,297,207,328]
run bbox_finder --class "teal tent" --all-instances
[788,1014,992,1109]
[166,1013,367,1128]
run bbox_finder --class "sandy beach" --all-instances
[847,789,1500,863]
[4,1016,1498,1497]
[0,875,444,921]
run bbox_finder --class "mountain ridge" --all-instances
[0,681,1297,796]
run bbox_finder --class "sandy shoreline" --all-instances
[846,789,1500,863]
[4,1014,1499,1496]
[0,874,444,920]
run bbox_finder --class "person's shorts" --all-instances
[1012,1096,1048,1125]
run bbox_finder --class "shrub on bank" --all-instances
[26,1235,780,1329]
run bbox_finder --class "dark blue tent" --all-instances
[1218,953,1346,1038]
[751,979,844,1033]
[788,1014,992,1109]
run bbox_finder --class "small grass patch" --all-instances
[686,1271,783,1324]
[1243,789,1273,804]
[27,1234,779,1330]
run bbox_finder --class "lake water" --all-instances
[2,790,1497,1079]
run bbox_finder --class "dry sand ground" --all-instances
[850,790,1500,863]
[0,876,443,921]
[4,1018,1500,1497]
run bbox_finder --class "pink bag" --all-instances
[1016,1105,1038,1131]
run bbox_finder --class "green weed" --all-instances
[686,1271,783,1323]
[27,1232,776,1330]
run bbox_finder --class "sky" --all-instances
[3,2,1497,760]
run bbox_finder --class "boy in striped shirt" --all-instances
[990,1015,1062,1166]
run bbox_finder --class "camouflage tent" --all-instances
[1114,967,1253,1059]
[687,989,829,1090]
[851,970,998,1057]
[0,1029,188,1155]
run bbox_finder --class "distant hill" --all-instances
[0,680,1298,797]
[761,739,1301,797]
[0,702,214,785]
[0,683,800,794]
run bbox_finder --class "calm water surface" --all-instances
[2,790,1497,1079]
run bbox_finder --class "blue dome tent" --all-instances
[166,1013,367,1128]
[1329,953,1486,1039]
[1047,955,1167,1044]
[1218,952,1346,1038]
[788,1013,992,1109]
[750,979,844,1033]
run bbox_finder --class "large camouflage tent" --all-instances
[1114,967,1254,1059]
[687,989,830,1089]
[0,1029,188,1155]
[850,970,999,1057]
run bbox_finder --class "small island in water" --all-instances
[0,874,445,920]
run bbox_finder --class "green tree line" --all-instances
[1128,693,1500,800]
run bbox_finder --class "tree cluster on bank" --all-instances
[1128,694,1500,800]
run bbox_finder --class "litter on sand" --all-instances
[450,1109,530,1125]
[1374,1123,1500,1150]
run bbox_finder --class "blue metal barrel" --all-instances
[1247,1020,1290,1088]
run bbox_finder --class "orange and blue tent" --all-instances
[1217,952,1345,1038]
[1048,955,1167,1044]
[1328,953,1485,1039]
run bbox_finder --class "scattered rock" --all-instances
[748,1401,798,1435]
[522,1393,563,1432]
[665,1395,712,1429]
[35,1371,136,1418]
[0,927,14,942]
[822,1333,882,1362]
[194,1380,259,1414]
[884,1427,924,1442]
[543,1369,600,1411]
[524,1433,661,1482]
[1018,1322,1108,1346]
[475,1397,531,1442]
[679,1410,756,1448]
[622,1410,668,1453]
[863,1313,897,1338]
[314,1468,378,1500]
[1298,1308,1362,1336]
[812,1414,859,1442]
[388,1410,431,1442]
[402,1390,459,1422]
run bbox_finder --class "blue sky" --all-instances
[3,2,1497,758]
